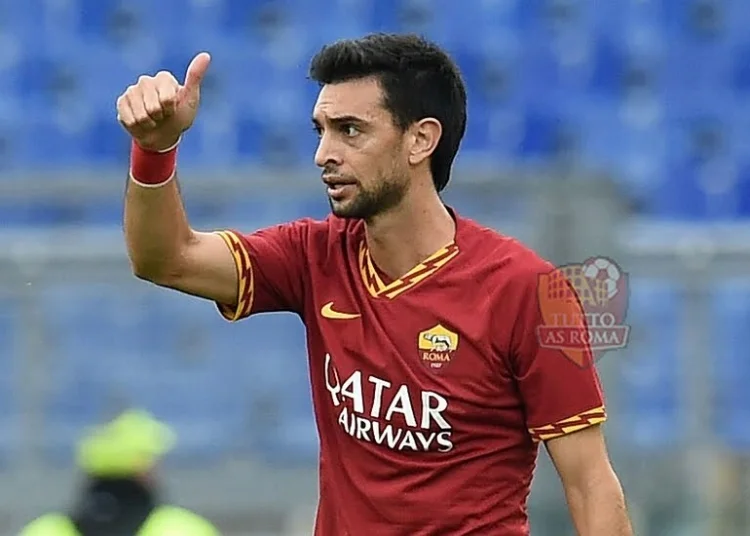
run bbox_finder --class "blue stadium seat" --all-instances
[0,96,35,174]
[222,194,329,229]
[39,283,143,461]
[732,42,750,92]
[76,0,184,45]
[611,279,686,450]
[585,36,627,99]
[39,281,253,462]
[253,387,319,465]
[1,0,750,223]
[0,0,37,29]
[42,376,121,464]
[240,315,316,463]
[0,199,114,227]
[122,372,245,462]
[442,187,528,225]
[737,168,750,216]
[646,162,742,220]
[87,115,131,166]
[371,1,522,53]
[38,284,255,463]
[207,311,315,462]
[639,96,745,219]
[222,198,298,230]
[710,279,750,451]
[605,103,666,195]
[40,283,145,363]
[370,0,450,41]
[210,312,308,389]
[657,0,739,40]
[518,105,576,160]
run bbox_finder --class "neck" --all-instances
[364,188,455,280]
[70,476,159,535]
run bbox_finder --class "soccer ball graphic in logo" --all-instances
[582,257,622,304]
[536,256,630,366]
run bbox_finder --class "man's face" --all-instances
[312,77,410,220]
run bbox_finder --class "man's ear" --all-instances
[408,118,442,166]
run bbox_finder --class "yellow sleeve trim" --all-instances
[529,405,607,442]
[215,230,254,322]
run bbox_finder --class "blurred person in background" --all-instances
[19,410,219,536]
[116,33,632,535]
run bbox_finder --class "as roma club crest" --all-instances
[537,256,630,366]
[418,324,459,372]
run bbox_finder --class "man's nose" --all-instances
[314,133,343,168]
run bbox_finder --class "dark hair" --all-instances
[309,33,467,192]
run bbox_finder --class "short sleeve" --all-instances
[214,220,310,321]
[508,263,607,443]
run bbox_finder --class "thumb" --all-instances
[183,52,212,93]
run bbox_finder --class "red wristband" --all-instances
[129,140,178,187]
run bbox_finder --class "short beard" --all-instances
[329,173,408,220]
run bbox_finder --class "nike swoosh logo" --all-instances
[321,301,361,320]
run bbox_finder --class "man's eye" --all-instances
[342,124,359,137]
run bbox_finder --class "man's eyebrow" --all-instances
[312,114,369,127]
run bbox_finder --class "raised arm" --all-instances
[116,52,238,306]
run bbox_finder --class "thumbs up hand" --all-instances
[117,52,212,151]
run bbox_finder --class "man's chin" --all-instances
[329,197,365,219]
[330,203,359,219]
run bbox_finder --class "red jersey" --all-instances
[215,210,606,536]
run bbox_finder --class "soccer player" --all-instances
[116,34,633,535]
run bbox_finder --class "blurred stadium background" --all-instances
[0,0,749,534]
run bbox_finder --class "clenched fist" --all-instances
[117,52,211,152]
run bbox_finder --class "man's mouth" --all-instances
[323,176,357,199]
